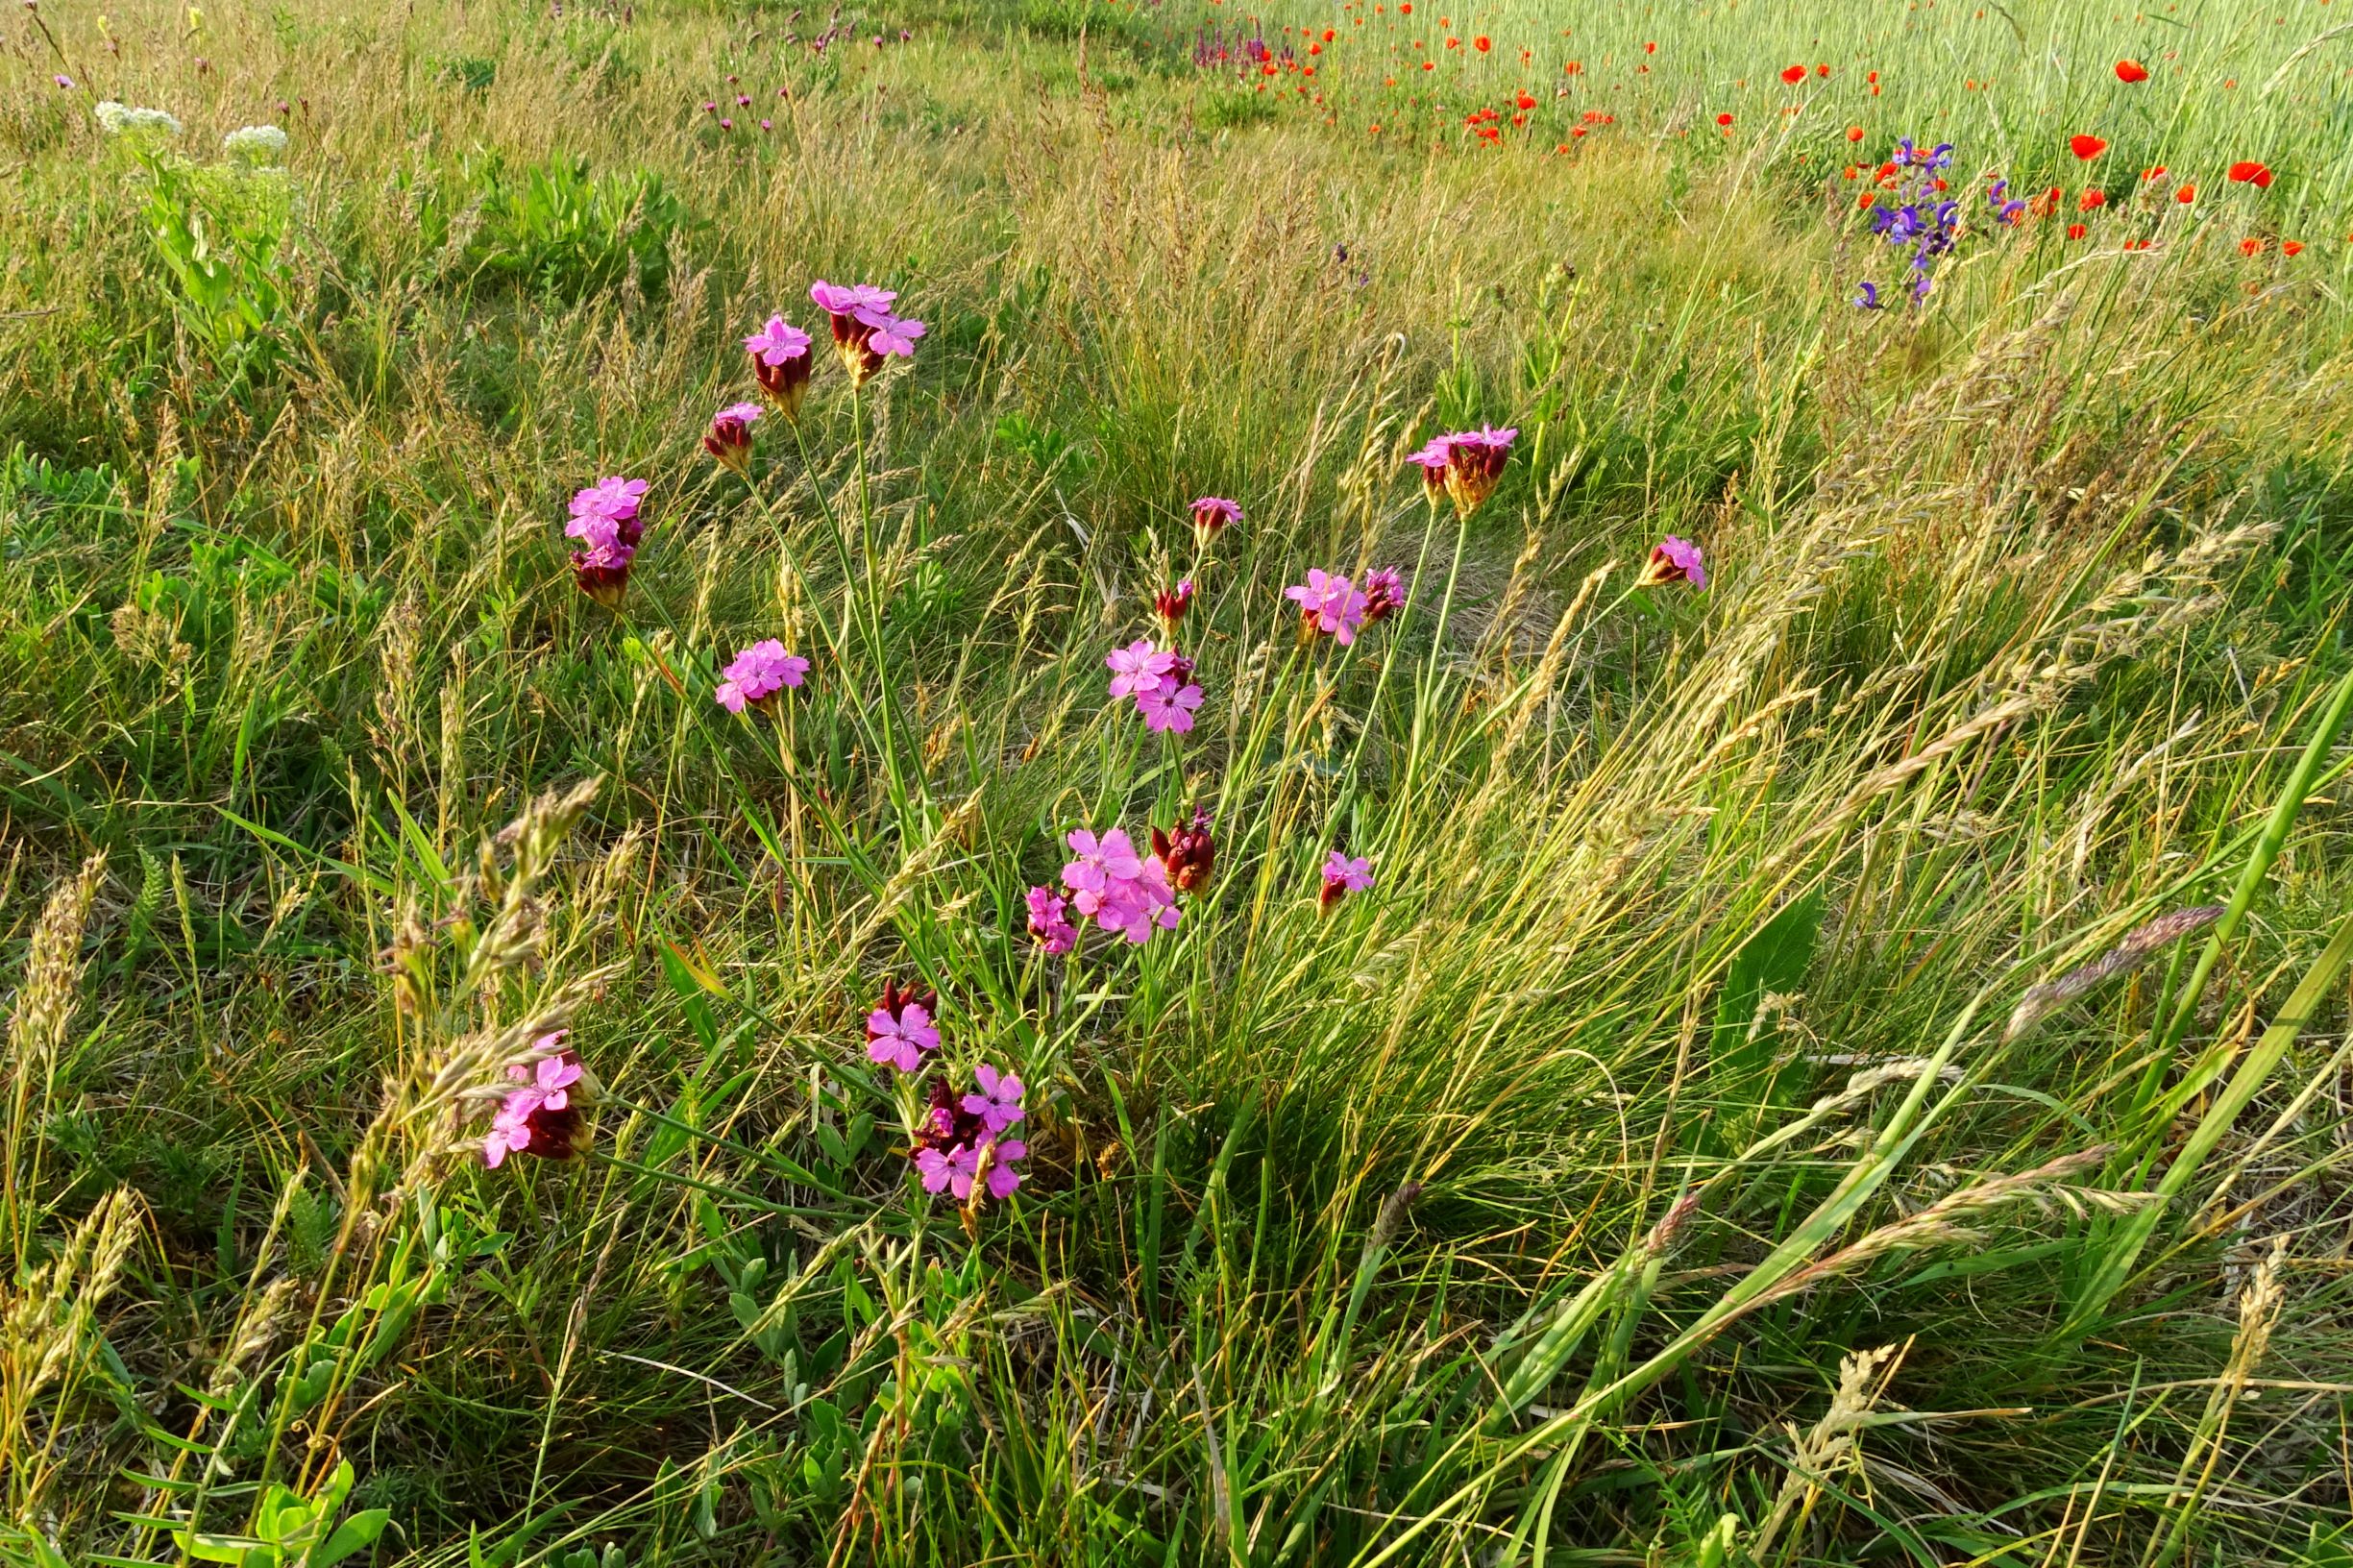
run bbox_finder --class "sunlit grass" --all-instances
[2,0,2351,1564]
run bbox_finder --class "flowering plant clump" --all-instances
[565,476,649,608]
[809,280,925,385]
[1190,496,1242,546]
[1857,138,1960,304]
[1320,849,1375,910]
[95,101,184,138]
[1287,569,1369,646]
[1641,536,1706,588]
[714,638,808,713]
[1151,808,1215,894]
[482,1033,593,1168]
[1408,427,1516,516]
[866,978,941,1073]
[703,401,762,477]
[910,1072,1027,1203]
[1062,828,1181,944]
[743,314,814,418]
[1026,885,1078,953]
[1106,638,1205,734]
[221,123,287,164]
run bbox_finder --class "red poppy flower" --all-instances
[2114,59,2147,83]
[1515,90,1535,110]
[2069,135,2108,160]
[1816,63,1830,77]
[2175,184,2195,203]
[1780,64,1805,84]
[2227,160,2273,187]
[1473,34,1489,50]
[2239,236,2263,256]
[1857,191,1875,208]
[1644,39,1656,53]
[2141,165,2167,181]
[2030,185,2062,217]
[1847,124,1864,141]
[2066,222,2087,239]
[2282,240,2304,256]
[2079,188,2106,209]
[1843,163,1859,179]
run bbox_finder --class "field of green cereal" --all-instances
[5,0,2353,1561]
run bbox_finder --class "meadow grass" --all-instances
[4,0,2353,1563]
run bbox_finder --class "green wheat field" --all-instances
[5,0,2353,1561]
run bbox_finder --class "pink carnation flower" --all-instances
[715,638,810,713]
[1106,638,1176,699]
[743,315,812,365]
[1642,535,1707,589]
[865,1000,940,1073]
[1286,569,1370,645]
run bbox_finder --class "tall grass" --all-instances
[3,0,2352,1563]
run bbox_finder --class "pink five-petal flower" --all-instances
[810,279,897,317]
[984,1139,1027,1199]
[1106,638,1176,699]
[1189,496,1243,539]
[716,638,810,713]
[943,1141,983,1199]
[857,308,925,357]
[1287,570,1369,645]
[533,1053,582,1111]
[1137,680,1204,734]
[743,315,812,365]
[962,1065,1026,1137]
[865,1001,940,1073]
[1642,536,1706,589]
[1320,849,1375,909]
[914,1144,962,1194]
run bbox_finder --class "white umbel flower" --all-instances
[222,124,289,164]
[94,100,184,137]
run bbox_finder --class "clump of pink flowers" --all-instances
[566,477,650,608]
[910,1070,1027,1204]
[1320,849,1375,911]
[1409,426,1516,516]
[482,1033,591,1168]
[1641,536,1706,589]
[1105,638,1205,734]
[866,978,941,1073]
[1287,569,1369,646]
[1060,827,1181,944]
[715,639,809,714]
[809,280,926,386]
[1026,886,1078,954]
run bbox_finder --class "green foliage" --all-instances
[173,1462,388,1567]
[135,152,295,378]
[462,155,687,302]
[1197,86,1278,130]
